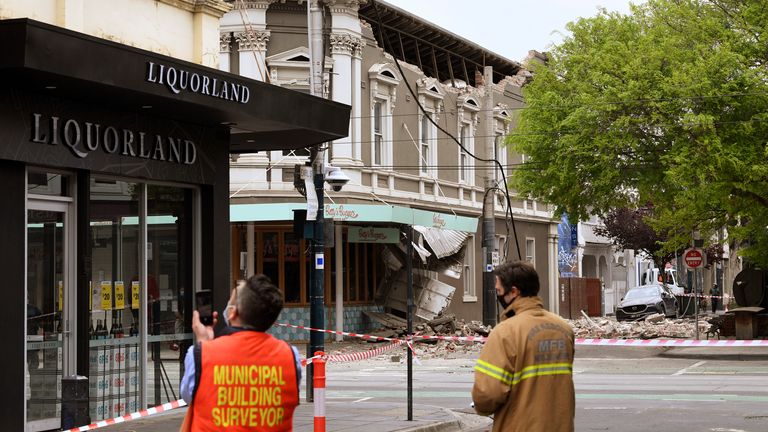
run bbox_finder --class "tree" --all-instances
[509,0,768,265]
[593,207,674,269]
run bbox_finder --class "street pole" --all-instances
[406,226,414,421]
[307,0,325,402]
[482,66,497,327]
[693,231,701,340]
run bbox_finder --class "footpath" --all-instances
[92,400,472,432]
[82,338,768,432]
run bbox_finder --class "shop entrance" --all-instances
[26,197,77,432]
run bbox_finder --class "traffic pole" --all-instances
[313,351,326,432]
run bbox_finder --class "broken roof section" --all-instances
[358,0,523,87]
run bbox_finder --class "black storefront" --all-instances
[0,19,349,431]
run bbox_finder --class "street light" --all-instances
[294,162,349,401]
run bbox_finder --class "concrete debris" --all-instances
[570,316,712,339]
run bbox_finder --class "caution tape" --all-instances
[326,340,406,363]
[576,338,768,347]
[277,323,398,342]
[282,322,768,348]
[65,399,187,432]
[276,322,488,344]
[675,293,730,299]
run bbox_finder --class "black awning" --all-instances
[0,18,350,153]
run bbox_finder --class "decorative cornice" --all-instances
[235,30,271,51]
[233,0,279,10]
[329,32,363,56]
[323,0,367,16]
[157,0,231,17]
[220,33,232,53]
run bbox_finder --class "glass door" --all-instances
[26,199,76,432]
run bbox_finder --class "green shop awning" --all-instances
[230,203,478,233]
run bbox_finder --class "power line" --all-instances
[372,0,522,261]
[346,90,768,120]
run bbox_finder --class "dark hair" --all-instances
[493,260,540,297]
[236,274,283,331]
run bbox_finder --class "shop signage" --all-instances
[349,227,400,244]
[31,113,197,165]
[146,61,250,104]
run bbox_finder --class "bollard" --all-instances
[313,351,326,432]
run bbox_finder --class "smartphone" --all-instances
[196,290,213,326]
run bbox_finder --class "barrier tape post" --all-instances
[313,351,326,432]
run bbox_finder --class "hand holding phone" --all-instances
[196,290,213,326]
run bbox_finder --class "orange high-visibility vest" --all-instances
[192,330,299,431]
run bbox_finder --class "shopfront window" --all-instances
[88,179,140,420]
[147,185,193,407]
[88,180,194,419]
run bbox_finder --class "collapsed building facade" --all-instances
[223,0,561,339]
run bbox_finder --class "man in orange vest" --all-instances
[180,274,301,431]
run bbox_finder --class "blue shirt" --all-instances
[180,329,302,403]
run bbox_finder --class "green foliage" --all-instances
[510,0,768,265]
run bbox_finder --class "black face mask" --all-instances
[498,292,517,312]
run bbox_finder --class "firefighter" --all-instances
[472,261,575,432]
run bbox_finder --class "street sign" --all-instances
[683,248,705,269]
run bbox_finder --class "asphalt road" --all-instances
[321,345,768,432]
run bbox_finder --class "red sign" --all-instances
[683,248,704,269]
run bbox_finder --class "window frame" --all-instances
[525,237,536,267]
[463,235,477,302]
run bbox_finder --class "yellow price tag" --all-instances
[58,281,63,312]
[131,281,140,310]
[115,281,125,309]
[101,281,113,310]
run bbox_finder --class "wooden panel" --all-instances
[585,278,602,317]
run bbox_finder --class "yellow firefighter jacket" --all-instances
[472,296,575,432]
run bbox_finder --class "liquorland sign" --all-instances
[31,113,197,165]
[146,61,250,104]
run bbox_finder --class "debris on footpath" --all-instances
[569,315,713,339]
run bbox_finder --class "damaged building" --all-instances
[225,0,560,340]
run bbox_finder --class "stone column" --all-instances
[548,224,560,314]
[192,0,232,67]
[326,0,366,183]
[219,33,231,72]
[235,30,270,81]
[351,38,364,165]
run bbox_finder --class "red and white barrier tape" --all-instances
[675,293,730,299]
[282,322,768,349]
[325,340,405,363]
[65,399,187,432]
[576,338,768,347]
[277,322,488,344]
[277,323,398,342]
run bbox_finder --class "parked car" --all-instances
[616,284,679,321]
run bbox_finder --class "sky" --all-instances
[383,0,638,62]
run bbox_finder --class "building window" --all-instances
[495,133,507,183]
[463,236,476,301]
[459,124,473,184]
[525,238,535,266]
[368,64,400,168]
[373,100,384,165]
[420,114,432,175]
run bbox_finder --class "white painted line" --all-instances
[353,397,373,403]
[672,360,706,376]
[584,407,627,410]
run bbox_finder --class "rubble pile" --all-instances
[570,315,712,339]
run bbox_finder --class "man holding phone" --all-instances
[180,274,302,431]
